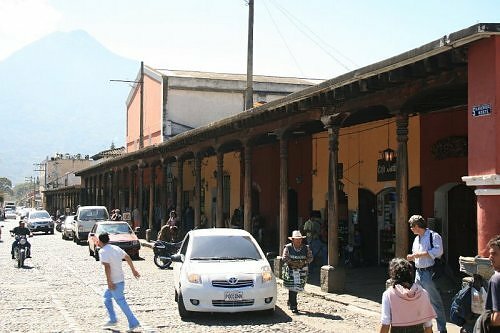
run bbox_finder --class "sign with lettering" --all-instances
[472,104,492,117]
[377,159,397,182]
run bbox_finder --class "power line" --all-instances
[262,0,304,76]
[268,0,358,71]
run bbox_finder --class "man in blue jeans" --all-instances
[98,232,141,332]
[407,215,447,333]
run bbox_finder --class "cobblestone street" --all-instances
[0,218,381,333]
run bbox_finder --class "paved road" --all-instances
[0,218,379,332]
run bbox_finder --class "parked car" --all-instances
[25,210,54,234]
[73,206,109,244]
[171,228,276,318]
[61,215,75,240]
[87,221,141,260]
[4,208,17,220]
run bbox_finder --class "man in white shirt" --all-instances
[98,232,141,332]
[406,215,447,333]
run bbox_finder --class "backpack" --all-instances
[429,231,446,280]
[450,285,472,326]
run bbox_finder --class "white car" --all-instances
[4,208,17,220]
[61,215,75,240]
[171,228,277,318]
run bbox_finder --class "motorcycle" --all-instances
[153,240,182,269]
[12,235,29,268]
[55,215,65,232]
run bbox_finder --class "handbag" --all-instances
[429,231,446,280]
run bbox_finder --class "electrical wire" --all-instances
[262,0,304,76]
[268,0,358,71]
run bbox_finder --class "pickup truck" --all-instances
[73,206,110,244]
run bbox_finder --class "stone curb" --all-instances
[275,278,381,317]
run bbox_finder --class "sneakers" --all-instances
[102,321,117,328]
[127,324,141,332]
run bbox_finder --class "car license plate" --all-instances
[224,291,243,301]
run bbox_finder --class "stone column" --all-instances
[279,133,289,251]
[320,115,345,293]
[128,167,134,213]
[147,165,156,241]
[194,154,202,228]
[243,142,253,232]
[138,162,144,229]
[176,158,183,223]
[216,150,224,228]
[395,113,409,258]
[97,174,102,205]
[160,161,168,227]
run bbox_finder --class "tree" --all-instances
[0,177,13,196]
[13,183,32,203]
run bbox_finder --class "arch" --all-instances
[435,182,477,275]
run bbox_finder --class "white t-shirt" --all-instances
[99,244,126,284]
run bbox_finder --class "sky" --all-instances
[1,0,499,80]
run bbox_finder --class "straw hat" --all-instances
[288,230,306,240]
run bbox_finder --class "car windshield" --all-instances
[80,209,108,221]
[96,223,131,234]
[30,211,51,219]
[189,235,261,260]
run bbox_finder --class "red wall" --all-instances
[468,37,500,175]
[251,136,313,251]
[420,110,468,217]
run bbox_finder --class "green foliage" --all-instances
[0,177,13,196]
[13,183,32,202]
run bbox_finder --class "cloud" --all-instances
[0,0,61,59]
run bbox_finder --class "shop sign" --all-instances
[472,104,492,117]
[123,212,131,221]
[377,159,396,182]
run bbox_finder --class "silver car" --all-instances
[25,210,54,234]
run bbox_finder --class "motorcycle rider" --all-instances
[10,220,32,259]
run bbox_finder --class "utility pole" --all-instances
[34,163,45,209]
[111,61,144,149]
[245,0,254,111]
[139,61,144,149]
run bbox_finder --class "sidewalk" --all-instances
[140,239,463,332]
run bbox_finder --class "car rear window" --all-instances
[80,209,109,221]
[189,235,262,260]
[96,223,131,234]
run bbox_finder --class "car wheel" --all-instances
[177,292,192,319]
[50,228,54,234]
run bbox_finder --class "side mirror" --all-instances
[266,252,277,260]
[171,253,183,263]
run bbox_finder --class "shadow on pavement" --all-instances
[180,306,292,325]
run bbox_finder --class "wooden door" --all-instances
[448,184,477,274]
[358,188,378,266]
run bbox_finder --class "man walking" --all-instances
[406,215,447,333]
[483,235,500,331]
[98,232,141,332]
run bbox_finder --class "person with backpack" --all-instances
[407,215,448,333]
[380,258,436,333]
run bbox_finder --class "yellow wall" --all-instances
[312,117,420,212]
[184,152,241,226]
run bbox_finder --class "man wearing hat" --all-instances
[282,230,313,313]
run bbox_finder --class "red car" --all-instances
[88,221,141,260]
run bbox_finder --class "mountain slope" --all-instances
[0,30,138,184]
